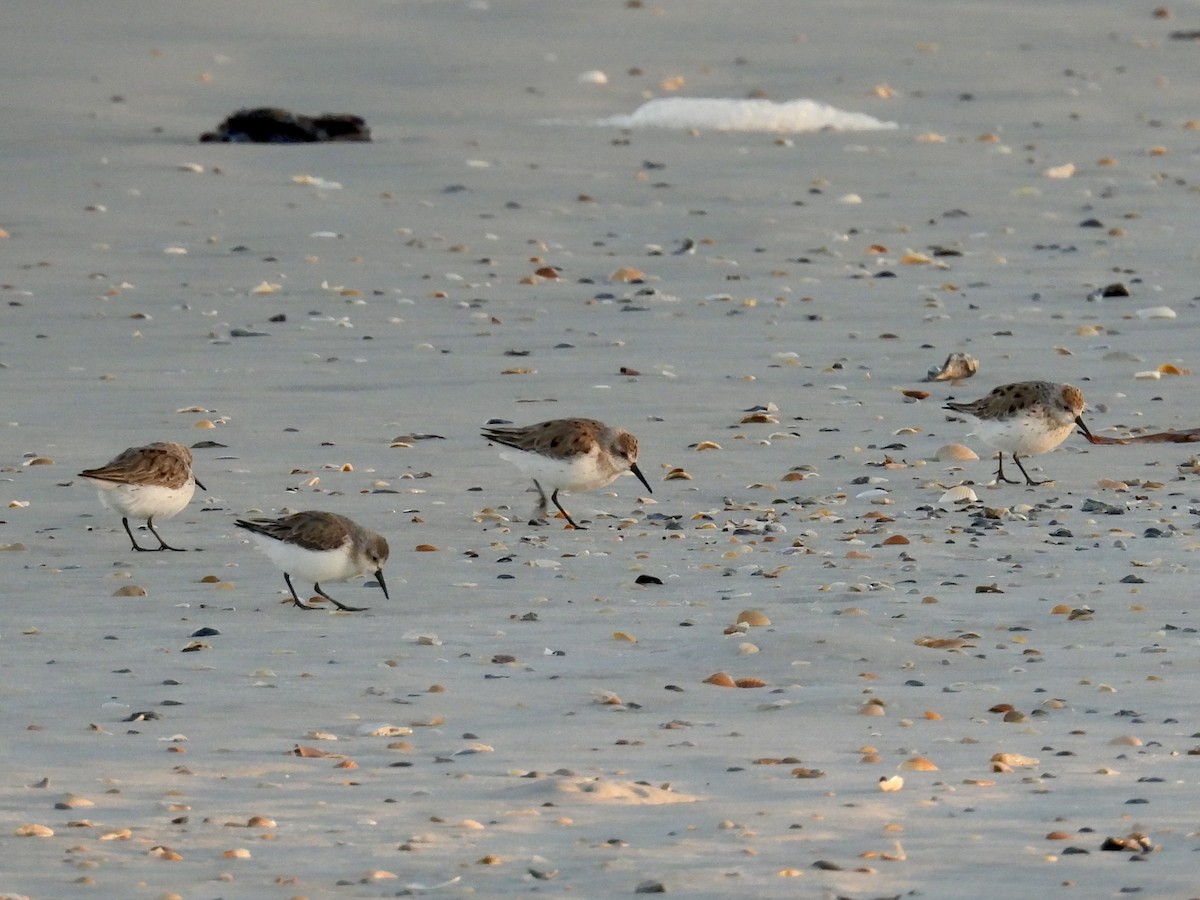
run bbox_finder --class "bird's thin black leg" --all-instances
[527,479,551,525]
[550,488,582,529]
[313,582,368,612]
[284,572,320,610]
[1012,454,1049,486]
[122,517,153,552]
[145,517,186,552]
[994,453,1021,485]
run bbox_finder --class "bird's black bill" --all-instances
[1075,416,1094,441]
[374,569,390,600]
[630,462,653,494]
[195,478,207,492]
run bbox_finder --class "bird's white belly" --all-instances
[973,415,1074,457]
[90,481,195,520]
[251,535,357,583]
[500,447,619,492]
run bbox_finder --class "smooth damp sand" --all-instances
[3,2,1200,897]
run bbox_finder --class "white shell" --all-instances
[939,485,978,504]
[935,443,979,462]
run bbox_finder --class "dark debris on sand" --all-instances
[200,107,371,143]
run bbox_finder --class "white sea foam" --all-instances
[588,97,898,133]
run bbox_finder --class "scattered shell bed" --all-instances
[4,2,1200,898]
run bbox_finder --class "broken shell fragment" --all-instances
[924,351,978,382]
[736,609,770,627]
[935,443,979,462]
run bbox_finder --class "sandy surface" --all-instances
[4,1,1200,897]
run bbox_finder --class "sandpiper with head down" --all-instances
[235,510,389,612]
[944,380,1093,485]
[78,442,205,551]
[482,417,653,528]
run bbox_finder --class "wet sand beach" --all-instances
[3,2,1200,897]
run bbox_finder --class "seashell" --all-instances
[15,823,54,837]
[223,848,251,859]
[501,367,536,375]
[791,767,825,778]
[735,677,766,688]
[113,585,147,597]
[293,745,336,758]
[878,775,904,792]
[664,468,693,480]
[915,636,967,649]
[858,703,885,716]
[1043,162,1076,178]
[694,440,722,451]
[901,389,931,400]
[414,544,439,552]
[611,632,637,643]
[899,756,938,771]
[935,443,979,462]
[924,351,978,382]
[938,485,977,504]
[736,609,770,627]
[1110,734,1143,746]
[882,535,909,545]
[704,672,736,687]
[55,795,95,809]
[247,816,276,828]
[609,267,646,283]
[1158,363,1190,375]
[1136,306,1176,319]
[991,752,1039,767]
